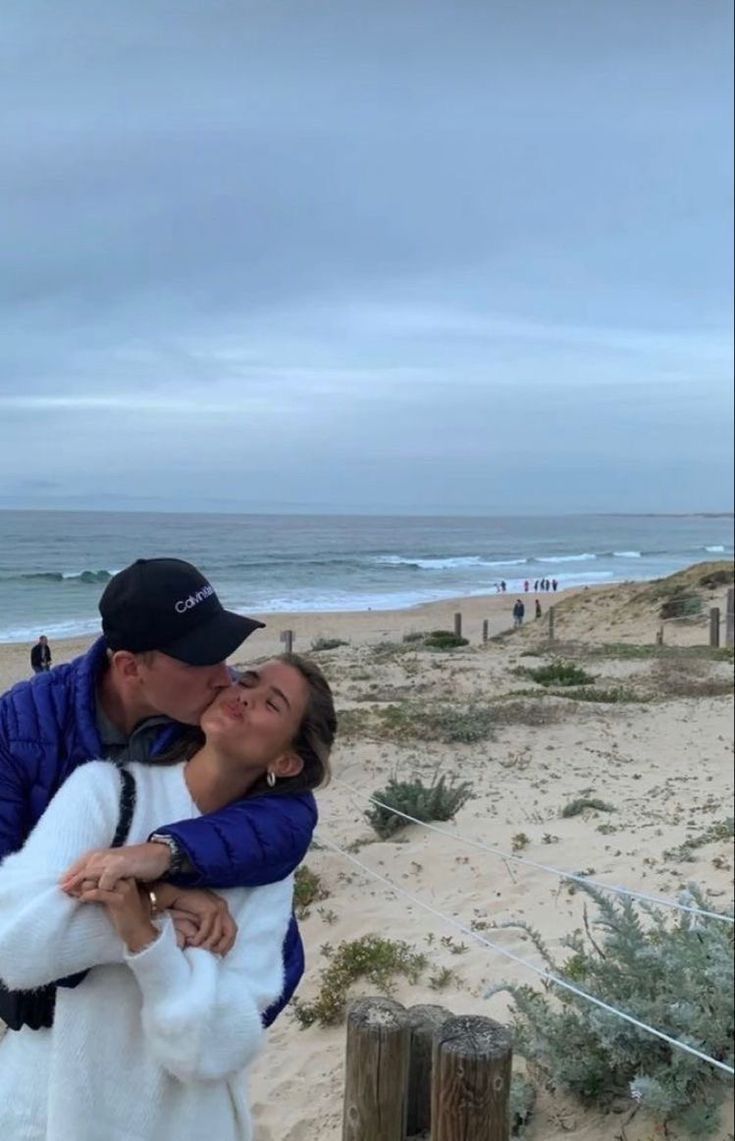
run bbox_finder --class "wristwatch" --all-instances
[149,832,186,876]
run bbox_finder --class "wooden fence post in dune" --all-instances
[431,1016,513,1141]
[726,589,735,648]
[548,606,555,642]
[454,612,462,638]
[709,608,721,648]
[406,1004,452,1137]
[342,998,410,1141]
[279,629,294,653]
[482,618,489,644]
[656,623,664,646]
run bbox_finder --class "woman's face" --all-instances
[200,659,310,774]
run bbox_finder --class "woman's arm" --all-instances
[124,876,293,1082]
[0,762,127,989]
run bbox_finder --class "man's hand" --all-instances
[77,877,158,955]
[60,842,171,894]
[153,884,237,956]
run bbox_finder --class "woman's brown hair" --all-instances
[156,653,336,796]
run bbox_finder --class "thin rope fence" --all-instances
[333,778,735,925]
[317,833,735,1078]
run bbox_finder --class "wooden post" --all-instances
[432,1016,513,1141]
[548,606,555,642]
[726,589,735,648]
[342,998,409,1141]
[709,608,721,648]
[454,612,462,638]
[406,1004,452,1137]
[656,623,664,646]
[482,619,489,644]
[280,629,294,653]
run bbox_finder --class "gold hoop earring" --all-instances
[266,770,277,788]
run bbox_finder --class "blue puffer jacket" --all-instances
[0,638,316,1026]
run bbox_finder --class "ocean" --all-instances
[0,510,732,644]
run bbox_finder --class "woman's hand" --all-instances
[152,884,238,956]
[60,842,172,894]
[77,877,158,955]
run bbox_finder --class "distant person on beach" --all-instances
[552,578,558,592]
[30,635,52,673]
[512,598,525,628]
[500,580,507,592]
[533,579,539,592]
[535,599,542,620]
[524,579,529,592]
[0,652,336,1140]
[0,557,316,1041]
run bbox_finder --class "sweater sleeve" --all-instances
[125,876,293,1082]
[155,790,317,889]
[0,762,127,989]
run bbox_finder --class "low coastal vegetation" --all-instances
[294,864,329,918]
[366,773,474,839]
[292,935,427,1027]
[561,796,616,818]
[489,884,735,1137]
[518,659,597,687]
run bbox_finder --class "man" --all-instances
[513,598,525,628]
[30,635,52,674]
[0,557,316,1031]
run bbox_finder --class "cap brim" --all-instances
[162,610,266,666]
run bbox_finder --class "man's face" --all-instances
[135,651,231,725]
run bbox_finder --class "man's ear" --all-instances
[272,751,304,780]
[110,650,142,680]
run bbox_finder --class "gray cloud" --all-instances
[0,0,732,512]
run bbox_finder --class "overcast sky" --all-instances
[1,1,732,515]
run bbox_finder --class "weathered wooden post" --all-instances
[548,606,555,642]
[432,1016,513,1141]
[454,612,462,638]
[709,608,721,648]
[280,629,294,653]
[342,998,409,1141]
[726,589,735,648]
[656,623,664,646]
[406,1004,452,1137]
[482,619,489,644]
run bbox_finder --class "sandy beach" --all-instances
[1,565,733,1139]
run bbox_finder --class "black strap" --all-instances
[0,767,138,1032]
[111,768,137,848]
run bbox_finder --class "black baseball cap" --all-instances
[99,558,265,665]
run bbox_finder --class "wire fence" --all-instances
[318,832,735,1078]
[334,778,735,925]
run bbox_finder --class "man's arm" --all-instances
[0,734,32,860]
[155,791,318,890]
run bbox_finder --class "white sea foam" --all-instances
[374,555,527,570]
[537,553,597,563]
[613,551,642,558]
[705,545,725,553]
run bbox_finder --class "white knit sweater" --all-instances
[0,761,293,1141]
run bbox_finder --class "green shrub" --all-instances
[699,568,734,589]
[423,629,469,649]
[659,590,703,620]
[377,701,496,744]
[402,630,425,643]
[292,935,427,1027]
[366,773,474,839]
[525,660,596,687]
[561,797,615,818]
[294,865,328,918]
[488,885,734,1135]
[310,636,349,651]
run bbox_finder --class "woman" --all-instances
[0,654,335,1141]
